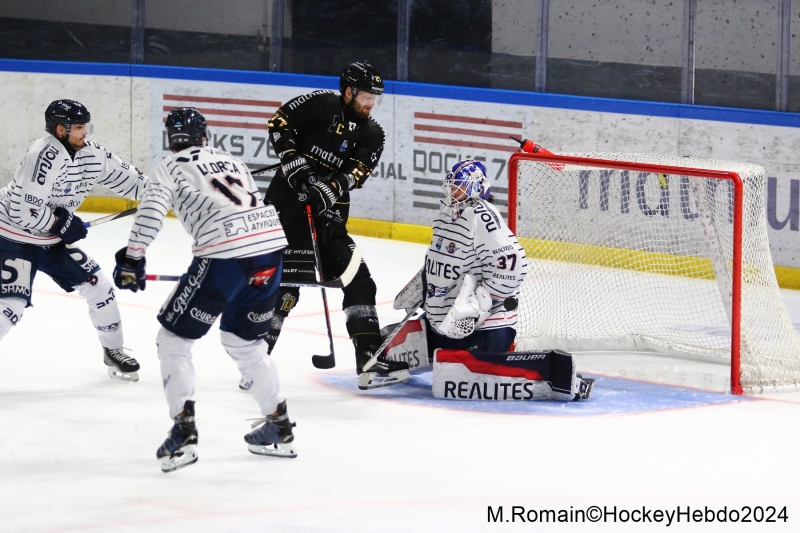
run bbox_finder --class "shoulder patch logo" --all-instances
[446,242,458,254]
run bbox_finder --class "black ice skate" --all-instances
[244,400,297,458]
[156,400,199,473]
[356,351,411,390]
[574,374,595,401]
[103,347,140,382]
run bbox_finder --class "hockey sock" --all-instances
[0,297,25,341]
[156,327,197,419]
[76,273,123,348]
[266,286,299,354]
[221,331,282,416]
[344,304,382,353]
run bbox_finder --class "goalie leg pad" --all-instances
[381,318,430,373]
[432,349,586,402]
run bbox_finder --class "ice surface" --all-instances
[1,216,799,532]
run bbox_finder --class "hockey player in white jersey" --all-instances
[388,159,594,401]
[0,99,145,381]
[113,108,297,472]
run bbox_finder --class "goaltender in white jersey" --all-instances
[114,108,296,473]
[0,99,146,381]
[387,159,594,402]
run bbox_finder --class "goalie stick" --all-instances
[361,300,424,373]
[362,296,518,372]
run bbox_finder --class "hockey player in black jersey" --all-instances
[247,61,410,390]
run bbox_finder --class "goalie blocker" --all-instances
[381,318,593,401]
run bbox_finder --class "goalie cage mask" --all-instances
[443,159,491,218]
[165,107,208,150]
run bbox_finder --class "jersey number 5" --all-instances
[211,175,257,207]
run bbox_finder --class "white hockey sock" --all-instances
[221,331,282,416]
[157,327,197,419]
[76,273,123,348]
[0,297,25,342]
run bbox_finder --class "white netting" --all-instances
[512,152,800,393]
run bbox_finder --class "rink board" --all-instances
[317,371,751,416]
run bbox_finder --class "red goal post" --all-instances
[508,150,757,394]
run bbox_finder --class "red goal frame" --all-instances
[507,151,745,394]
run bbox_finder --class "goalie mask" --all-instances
[165,107,208,151]
[442,159,490,218]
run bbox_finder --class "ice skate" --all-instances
[156,400,199,473]
[103,347,140,382]
[244,400,297,458]
[356,351,411,390]
[574,374,595,401]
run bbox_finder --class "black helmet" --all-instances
[165,107,207,150]
[339,62,384,97]
[45,99,91,135]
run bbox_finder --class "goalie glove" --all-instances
[437,273,493,339]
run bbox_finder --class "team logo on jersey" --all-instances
[247,310,274,323]
[249,267,277,286]
[280,293,297,311]
[427,283,456,298]
[190,308,216,324]
[435,237,443,251]
[339,140,348,152]
[348,122,356,132]
[446,242,458,254]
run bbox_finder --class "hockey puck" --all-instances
[503,297,518,311]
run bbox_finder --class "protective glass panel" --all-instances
[283,0,397,79]
[0,0,131,63]
[694,0,777,110]
[144,0,273,70]
[788,1,800,111]
[408,0,493,87]
[547,0,684,102]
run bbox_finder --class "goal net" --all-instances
[508,150,800,394]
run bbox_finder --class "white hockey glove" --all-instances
[437,274,493,339]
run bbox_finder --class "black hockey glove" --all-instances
[281,151,316,190]
[49,207,87,244]
[298,180,340,215]
[113,247,147,292]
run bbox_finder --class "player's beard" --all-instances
[351,99,372,119]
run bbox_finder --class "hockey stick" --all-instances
[83,207,138,228]
[362,296,518,372]
[251,162,281,175]
[305,205,337,370]
[145,274,181,282]
[279,246,362,289]
[361,300,423,372]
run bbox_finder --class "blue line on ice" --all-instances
[318,372,751,415]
